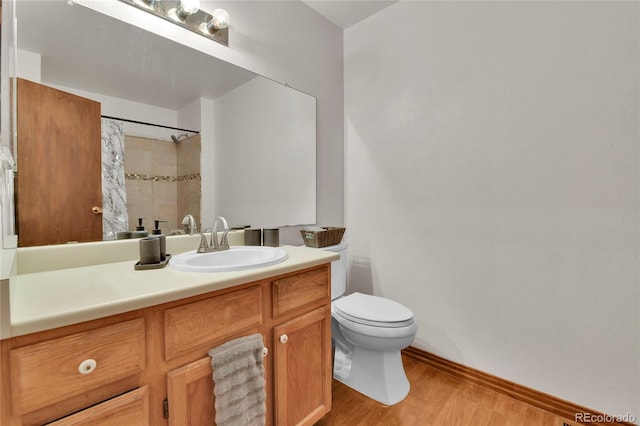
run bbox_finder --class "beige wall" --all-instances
[177,135,201,230]
[124,135,201,234]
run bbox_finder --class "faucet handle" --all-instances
[219,229,230,250]
[197,234,209,253]
[197,228,212,253]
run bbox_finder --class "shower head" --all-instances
[171,133,189,144]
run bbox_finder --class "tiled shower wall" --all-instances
[177,135,201,230]
[124,135,201,234]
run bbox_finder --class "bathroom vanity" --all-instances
[0,238,337,425]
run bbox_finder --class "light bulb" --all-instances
[207,8,230,32]
[169,0,199,21]
[180,0,199,14]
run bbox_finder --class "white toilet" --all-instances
[321,242,417,406]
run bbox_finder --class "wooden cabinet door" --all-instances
[167,357,215,426]
[273,306,332,426]
[16,77,102,246]
[46,386,149,426]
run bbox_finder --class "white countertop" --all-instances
[6,244,338,338]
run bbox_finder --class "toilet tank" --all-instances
[320,242,348,300]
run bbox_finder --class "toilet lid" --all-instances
[333,292,414,327]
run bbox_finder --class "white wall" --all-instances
[212,77,316,228]
[16,49,41,82]
[55,85,181,141]
[16,48,182,141]
[345,1,639,418]
[216,1,344,228]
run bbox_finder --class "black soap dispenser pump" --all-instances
[132,218,149,239]
[152,220,168,261]
[152,219,166,235]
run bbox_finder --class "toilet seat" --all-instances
[333,292,414,328]
[332,308,417,339]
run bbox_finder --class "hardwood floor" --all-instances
[315,355,579,426]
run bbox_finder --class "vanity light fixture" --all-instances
[132,0,156,10]
[167,0,199,22]
[202,8,230,33]
[118,0,229,46]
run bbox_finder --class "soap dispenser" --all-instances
[132,218,149,239]
[152,219,168,261]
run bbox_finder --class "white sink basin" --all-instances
[169,246,288,272]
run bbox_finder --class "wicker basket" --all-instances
[300,227,346,248]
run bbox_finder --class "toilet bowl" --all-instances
[319,242,417,406]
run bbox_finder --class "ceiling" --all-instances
[14,0,397,111]
[16,1,257,110]
[301,1,398,29]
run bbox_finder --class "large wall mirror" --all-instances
[6,0,316,247]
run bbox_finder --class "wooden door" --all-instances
[16,78,102,246]
[167,357,216,426]
[273,306,332,426]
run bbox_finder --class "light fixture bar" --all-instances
[119,0,229,47]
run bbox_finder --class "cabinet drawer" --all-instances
[272,266,330,319]
[46,386,149,426]
[164,286,262,360]
[10,319,146,415]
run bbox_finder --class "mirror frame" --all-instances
[1,0,18,249]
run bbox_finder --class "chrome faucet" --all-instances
[181,214,197,235]
[197,216,230,253]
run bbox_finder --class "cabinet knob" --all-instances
[91,206,103,215]
[78,358,97,375]
[262,347,268,357]
[279,334,288,344]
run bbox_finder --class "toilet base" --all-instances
[333,344,410,406]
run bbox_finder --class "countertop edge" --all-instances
[5,246,338,339]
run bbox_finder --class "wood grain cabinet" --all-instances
[46,386,150,426]
[271,267,333,426]
[0,264,332,425]
[9,319,146,417]
[166,266,332,426]
[273,306,332,426]
[167,357,216,426]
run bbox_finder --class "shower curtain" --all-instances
[101,118,129,240]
